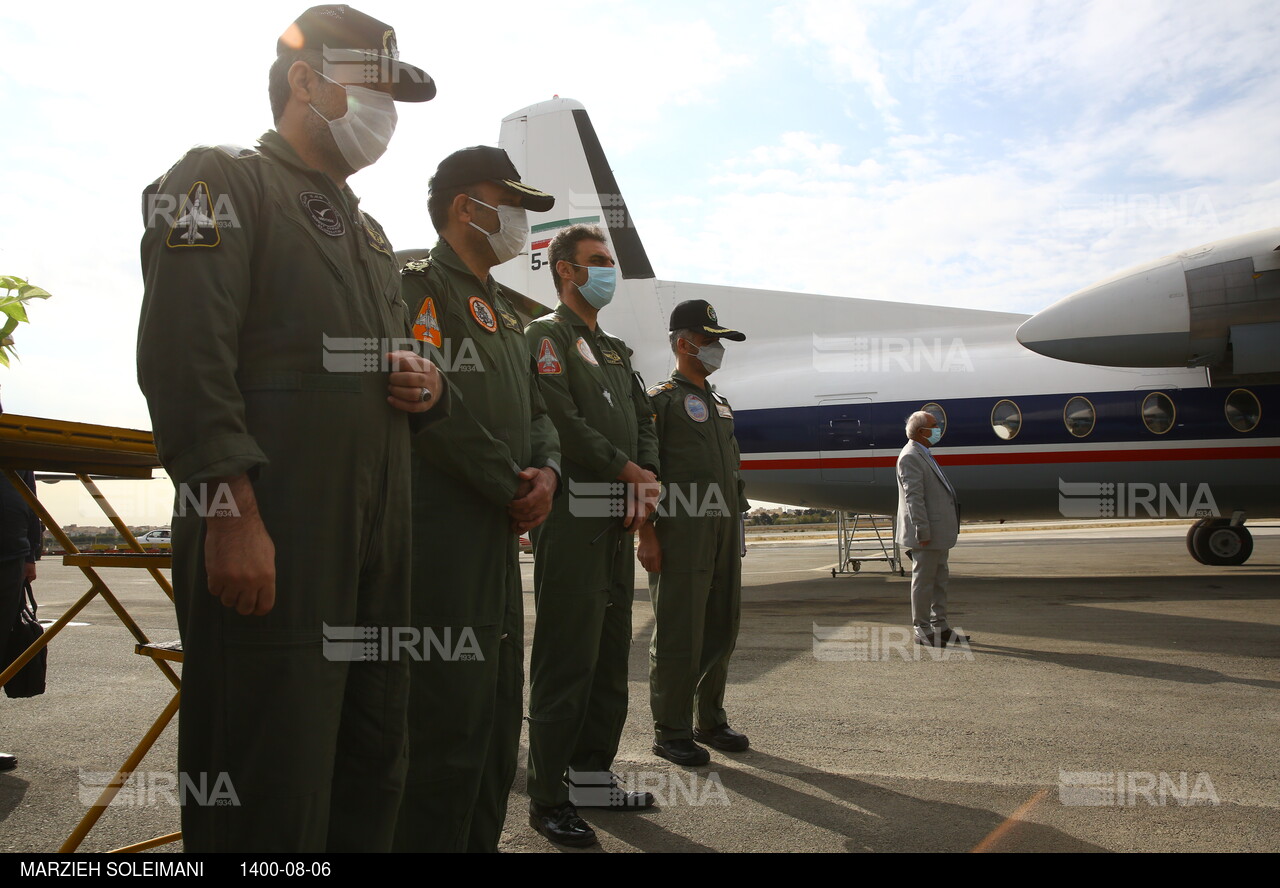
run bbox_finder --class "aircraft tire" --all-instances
[1186,518,1212,564]
[1192,523,1253,566]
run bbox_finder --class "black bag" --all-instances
[4,582,46,698]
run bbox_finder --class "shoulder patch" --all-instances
[716,401,733,419]
[402,257,432,275]
[646,381,677,397]
[536,338,562,375]
[165,181,221,249]
[412,296,442,348]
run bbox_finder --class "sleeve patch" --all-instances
[646,381,676,397]
[412,296,442,348]
[165,181,221,248]
[536,337,562,375]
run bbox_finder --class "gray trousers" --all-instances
[908,548,950,630]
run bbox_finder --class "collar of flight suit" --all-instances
[431,237,498,291]
[553,301,595,330]
[256,129,362,212]
[670,368,715,397]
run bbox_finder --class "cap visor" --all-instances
[703,326,746,341]
[389,61,436,102]
[501,179,556,213]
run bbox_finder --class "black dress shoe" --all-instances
[914,630,942,647]
[694,724,750,752]
[653,738,711,766]
[939,628,971,644]
[528,800,598,847]
[569,773,655,809]
[0,753,15,772]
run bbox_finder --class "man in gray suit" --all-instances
[895,411,970,646]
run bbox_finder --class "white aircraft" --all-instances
[421,97,1278,566]
[174,185,215,244]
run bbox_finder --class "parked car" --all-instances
[138,529,172,546]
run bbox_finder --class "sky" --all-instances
[2,0,1277,525]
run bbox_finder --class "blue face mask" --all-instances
[571,264,617,309]
[926,426,942,445]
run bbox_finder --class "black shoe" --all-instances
[914,630,942,647]
[939,628,971,644]
[528,800,598,847]
[694,724,750,752]
[568,773,655,809]
[0,753,15,772]
[653,738,711,766]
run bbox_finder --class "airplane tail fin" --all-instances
[493,98,658,323]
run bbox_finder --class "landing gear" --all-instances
[1187,515,1254,566]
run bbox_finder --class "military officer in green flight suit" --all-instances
[392,146,561,854]
[524,225,661,847]
[639,300,751,767]
[137,6,446,852]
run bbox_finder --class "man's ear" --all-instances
[287,60,323,106]
[452,192,474,224]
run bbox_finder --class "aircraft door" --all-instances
[820,398,875,483]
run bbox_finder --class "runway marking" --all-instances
[971,787,1050,853]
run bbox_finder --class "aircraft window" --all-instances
[1141,392,1176,434]
[1063,396,1095,438]
[1225,388,1261,433]
[991,400,1021,440]
[921,402,947,440]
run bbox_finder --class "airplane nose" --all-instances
[1016,257,1192,367]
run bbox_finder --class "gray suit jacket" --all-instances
[895,440,959,550]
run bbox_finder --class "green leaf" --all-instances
[17,285,51,300]
[0,276,25,290]
[0,301,29,323]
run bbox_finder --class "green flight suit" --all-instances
[646,371,750,742]
[137,130,448,852]
[393,240,560,853]
[524,303,659,806]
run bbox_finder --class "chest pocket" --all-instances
[273,194,351,288]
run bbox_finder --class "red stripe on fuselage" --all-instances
[741,445,1280,471]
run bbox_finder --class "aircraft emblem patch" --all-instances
[469,296,498,333]
[536,338,562,375]
[412,296,441,348]
[576,337,599,366]
[166,181,220,248]
[299,191,345,237]
[685,394,709,422]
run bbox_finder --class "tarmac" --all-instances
[2,522,1277,853]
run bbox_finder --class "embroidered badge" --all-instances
[469,295,498,333]
[498,308,522,332]
[646,381,676,397]
[716,402,733,419]
[362,214,391,256]
[412,296,442,348]
[299,191,345,237]
[685,394,709,422]
[166,181,220,248]
[707,304,718,323]
[536,338,562,375]
[576,337,599,366]
[600,347,624,365]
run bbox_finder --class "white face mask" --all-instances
[468,197,529,265]
[684,339,725,373]
[310,71,398,172]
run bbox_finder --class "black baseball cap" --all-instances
[278,5,436,102]
[669,300,746,341]
[430,146,556,213]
